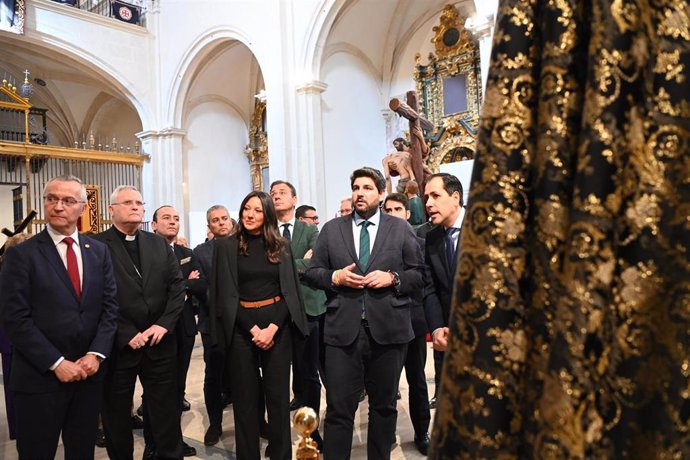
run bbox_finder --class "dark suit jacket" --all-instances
[193,239,214,335]
[304,212,424,347]
[410,235,428,337]
[0,230,119,393]
[290,220,326,317]
[423,225,457,332]
[93,228,185,362]
[173,243,205,336]
[210,235,308,349]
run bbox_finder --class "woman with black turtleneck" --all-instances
[211,191,307,460]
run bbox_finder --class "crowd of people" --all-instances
[0,165,467,460]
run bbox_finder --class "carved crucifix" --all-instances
[389,90,433,193]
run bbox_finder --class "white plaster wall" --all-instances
[184,100,251,244]
[29,0,154,126]
[321,51,386,220]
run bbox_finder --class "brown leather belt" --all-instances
[239,295,281,309]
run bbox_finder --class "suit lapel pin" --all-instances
[85,243,90,248]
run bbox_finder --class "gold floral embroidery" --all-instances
[431,0,690,458]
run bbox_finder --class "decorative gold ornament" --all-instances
[414,4,483,171]
[245,98,268,191]
[293,407,320,459]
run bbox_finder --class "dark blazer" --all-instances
[173,243,205,336]
[304,212,425,347]
[93,228,185,362]
[410,235,428,337]
[210,235,308,348]
[0,230,119,393]
[423,224,457,332]
[290,220,326,317]
[193,239,214,335]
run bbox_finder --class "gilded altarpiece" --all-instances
[415,4,482,172]
[245,100,268,192]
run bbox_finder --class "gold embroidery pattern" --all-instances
[430,0,690,458]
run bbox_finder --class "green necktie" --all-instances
[359,221,371,269]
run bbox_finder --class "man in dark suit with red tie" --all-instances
[0,175,119,459]
[305,167,424,459]
[422,173,465,407]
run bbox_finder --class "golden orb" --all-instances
[293,407,319,437]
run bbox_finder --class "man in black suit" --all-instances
[305,167,424,460]
[422,173,465,407]
[193,205,235,446]
[151,205,205,457]
[382,193,431,455]
[0,175,119,459]
[95,185,185,460]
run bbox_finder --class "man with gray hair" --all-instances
[193,204,236,446]
[94,185,185,460]
[0,175,119,459]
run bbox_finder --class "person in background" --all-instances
[0,232,33,441]
[404,181,426,226]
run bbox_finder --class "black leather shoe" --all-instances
[289,398,302,411]
[396,390,401,400]
[414,433,430,455]
[142,444,155,460]
[95,428,106,448]
[359,389,367,402]
[265,443,272,458]
[221,392,232,408]
[131,414,144,430]
[429,396,437,409]
[181,398,191,412]
[204,424,222,446]
[136,403,144,417]
[182,441,196,457]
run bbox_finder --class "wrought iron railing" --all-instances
[53,0,147,27]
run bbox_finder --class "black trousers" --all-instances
[229,326,292,460]
[323,323,407,460]
[433,349,444,396]
[201,332,226,429]
[291,314,323,411]
[14,382,101,460]
[176,327,196,403]
[102,343,182,460]
[402,333,431,436]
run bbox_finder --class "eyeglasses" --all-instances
[111,200,145,207]
[44,196,84,207]
[303,215,319,221]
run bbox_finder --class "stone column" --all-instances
[293,80,328,217]
[136,127,187,231]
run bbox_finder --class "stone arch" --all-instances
[167,26,259,129]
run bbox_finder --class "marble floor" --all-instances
[0,336,436,459]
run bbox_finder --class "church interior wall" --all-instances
[183,100,251,247]
[0,0,497,238]
[321,51,386,219]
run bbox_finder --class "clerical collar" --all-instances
[113,226,138,242]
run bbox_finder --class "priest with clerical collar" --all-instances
[93,185,186,460]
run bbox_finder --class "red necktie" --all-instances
[62,237,81,300]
